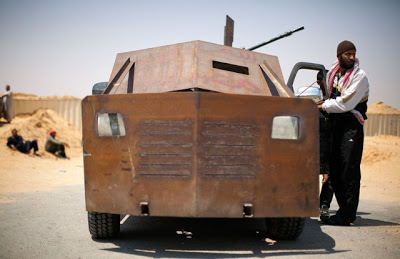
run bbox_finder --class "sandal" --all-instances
[320,205,330,216]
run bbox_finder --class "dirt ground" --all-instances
[0,108,83,202]
[0,104,400,205]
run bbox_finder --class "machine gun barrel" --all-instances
[246,26,304,51]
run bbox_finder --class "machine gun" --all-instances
[223,15,304,51]
[245,26,304,51]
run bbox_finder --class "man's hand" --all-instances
[322,174,329,184]
[10,145,17,151]
[317,100,324,110]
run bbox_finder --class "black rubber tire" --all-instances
[88,211,120,239]
[265,217,306,240]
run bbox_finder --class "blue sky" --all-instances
[1,0,399,109]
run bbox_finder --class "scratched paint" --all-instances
[105,41,287,96]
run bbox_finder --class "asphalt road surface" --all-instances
[0,184,399,258]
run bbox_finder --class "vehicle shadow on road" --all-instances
[100,217,349,258]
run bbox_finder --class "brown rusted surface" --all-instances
[224,15,234,47]
[104,41,294,97]
[82,92,319,218]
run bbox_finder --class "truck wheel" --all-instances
[88,211,120,239]
[265,217,305,240]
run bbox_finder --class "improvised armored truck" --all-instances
[82,40,327,240]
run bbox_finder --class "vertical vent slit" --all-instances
[127,62,135,93]
[103,57,131,94]
[260,65,279,96]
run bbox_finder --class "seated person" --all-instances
[45,130,69,158]
[7,128,39,155]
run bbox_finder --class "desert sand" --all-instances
[0,102,399,205]
[0,108,83,200]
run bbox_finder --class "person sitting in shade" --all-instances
[45,129,69,159]
[7,128,39,156]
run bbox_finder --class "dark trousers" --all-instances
[48,144,67,158]
[18,140,38,153]
[319,116,333,208]
[25,140,39,153]
[329,116,364,222]
[320,177,334,208]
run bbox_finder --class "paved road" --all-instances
[0,185,399,258]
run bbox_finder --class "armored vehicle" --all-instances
[82,40,327,240]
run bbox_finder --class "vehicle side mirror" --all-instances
[92,82,108,95]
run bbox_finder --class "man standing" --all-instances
[317,71,334,217]
[45,130,69,158]
[7,128,39,155]
[1,85,14,123]
[317,40,369,225]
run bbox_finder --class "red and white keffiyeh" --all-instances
[326,59,365,125]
